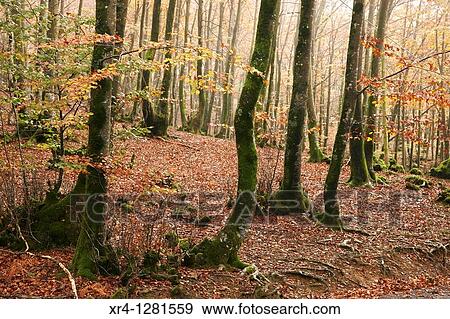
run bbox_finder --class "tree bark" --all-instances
[322,0,364,226]
[364,0,391,179]
[72,0,119,279]
[152,0,177,136]
[272,0,315,215]
[141,0,162,129]
[186,0,280,267]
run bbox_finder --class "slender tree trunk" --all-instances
[111,0,129,123]
[189,0,208,133]
[187,0,280,267]
[349,4,370,186]
[152,0,177,136]
[204,2,225,135]
[322,0,364,226]
[141,0,162,129]
[307,66,326,162]
[178,0,191,129]
[364,0,391,179]
[216,0,243,138]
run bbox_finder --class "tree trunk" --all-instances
[349,4,371,187]
[272,0,315,215]
[189,0,208,133]
[322,0,364,227]
[141,0,162,129]
[111,0,129,123]
[186,0,280,268]
[152,0,177,136]
[364,0,391,179]
[216,0,243,138]
[72,0,119,279]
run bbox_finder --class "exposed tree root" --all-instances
[283,270,328,287]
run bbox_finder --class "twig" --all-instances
[358,49,450,94]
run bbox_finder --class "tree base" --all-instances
[270,189,310,215]
[184,226,247,269]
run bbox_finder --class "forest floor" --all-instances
[0,128,449,298]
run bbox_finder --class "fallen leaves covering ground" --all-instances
[0,129,449,299]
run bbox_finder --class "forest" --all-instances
[0,0,449,299]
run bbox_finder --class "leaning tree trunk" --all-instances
[72,0,120,279]
[186,0,280,268]
[364,0,391,179]
[322,0,365,227]
[151,0,177,136]
[272,0,315,215]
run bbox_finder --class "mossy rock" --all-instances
[111,287,129,299]
[430,159,450,179]
[178,238,191,252]
[31,173,87,249]
[164,231,179,248]
[373,157,388,172]
[170,285,188,298]
[409,168,423,176]
[437,188,450,205]
[142,250,161,272]
[389,159,405,173]
[405,175,430,189]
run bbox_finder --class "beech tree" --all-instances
[72,0,120,279]
[186,0,281,267]
[322,0,365,226]
[364,0,392,179]
[273,0,315,214]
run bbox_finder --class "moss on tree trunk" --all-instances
[322,0,364,227]
[186,0,280,267]
[32,173,87,248]
[72,0,119,279]
[272,0,315,215]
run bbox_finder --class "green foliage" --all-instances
[142,251,161,272]
[115,126,151,139]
